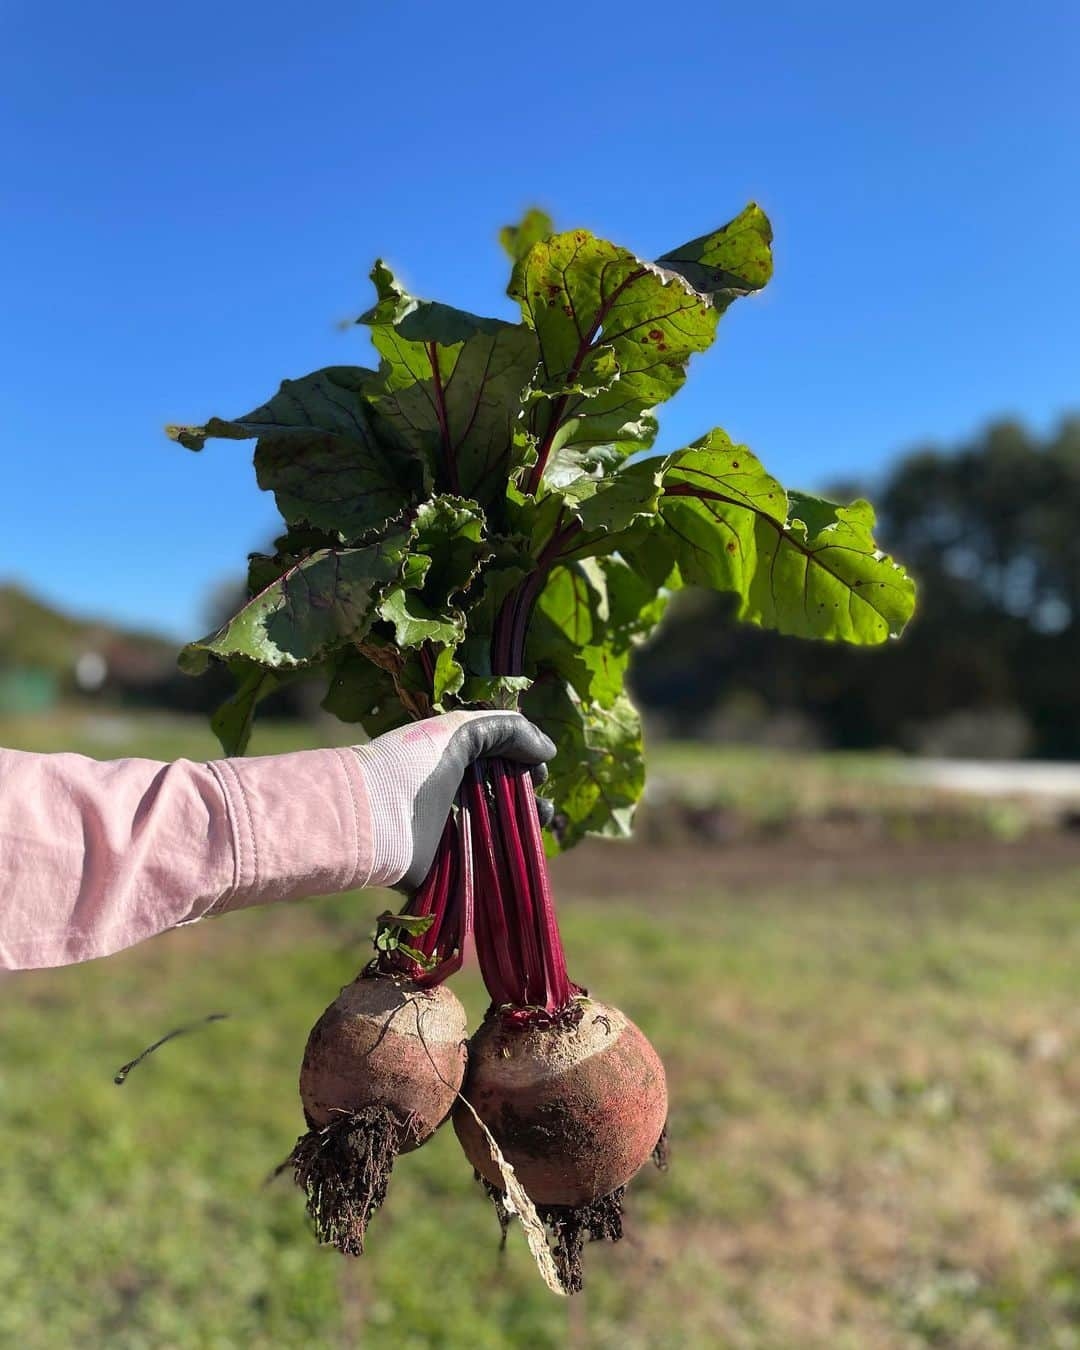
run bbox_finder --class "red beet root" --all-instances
[300,971,467,1144]
[453,998,667,1206]
[287,972,467,1254]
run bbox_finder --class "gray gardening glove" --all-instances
[350,710,557,892]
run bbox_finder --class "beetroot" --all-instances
[286,972,467,1254]
[453,999,667,1207]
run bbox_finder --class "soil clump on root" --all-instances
[285,1105,406,1255]
[474,1173,627,1294]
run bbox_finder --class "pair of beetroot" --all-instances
[288,761,668,1292]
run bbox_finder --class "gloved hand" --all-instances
[351,710,556,892]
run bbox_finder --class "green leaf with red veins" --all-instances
[535,343,619,399]
[246,526,347,599]
[178,533,409,674]
[652,429,916,643]
[358,262,540,505]
[656,203,774,311]
[521,679,645,851]
[507,205,772,476]
[168,367,420,541]
[174,203,915,843]
[509,231,709,462]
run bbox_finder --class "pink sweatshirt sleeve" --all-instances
[0,746,375,970]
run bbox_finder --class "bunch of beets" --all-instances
[172,203,914,1290]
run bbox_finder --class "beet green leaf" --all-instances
[507,204,773,478]
[321,647,412,737]
[523,680,644,851]
[656,203,774,310]
[358,263,540,506]
[650,429,914,643]
[168,367,419,541]
[209,659,314,757]
[179,534,409,674]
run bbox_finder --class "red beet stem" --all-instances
[417,820,455,961]
[490,760,545,1006]
[466,763,523,1006]
[385,813,465,985]
[413,782,477,986]
[511,766,572,1010]
[470,758,574,1016]
[387,744,574,1016]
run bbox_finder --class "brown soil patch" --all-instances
[552,830,1080,899]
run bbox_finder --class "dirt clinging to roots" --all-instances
[540,1188,626,1293]
[283,1105,410,1256]
[474,1173,627,1294]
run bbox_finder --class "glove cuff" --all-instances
[349,743,414,888]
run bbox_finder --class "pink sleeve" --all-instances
[0,746,375,970]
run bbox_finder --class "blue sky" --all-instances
[3,1,1077,641]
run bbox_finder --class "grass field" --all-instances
[2,711,1080,1348]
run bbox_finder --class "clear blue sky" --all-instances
[3,1,1077,641]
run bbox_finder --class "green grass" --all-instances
[4,869,1080,1348]
[3,710,1080,1347]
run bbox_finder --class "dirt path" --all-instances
[898,758,1080,801]
[552,830,1080,899]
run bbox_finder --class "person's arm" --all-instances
[0,711,554,971]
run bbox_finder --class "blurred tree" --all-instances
[632,416,1080,758]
